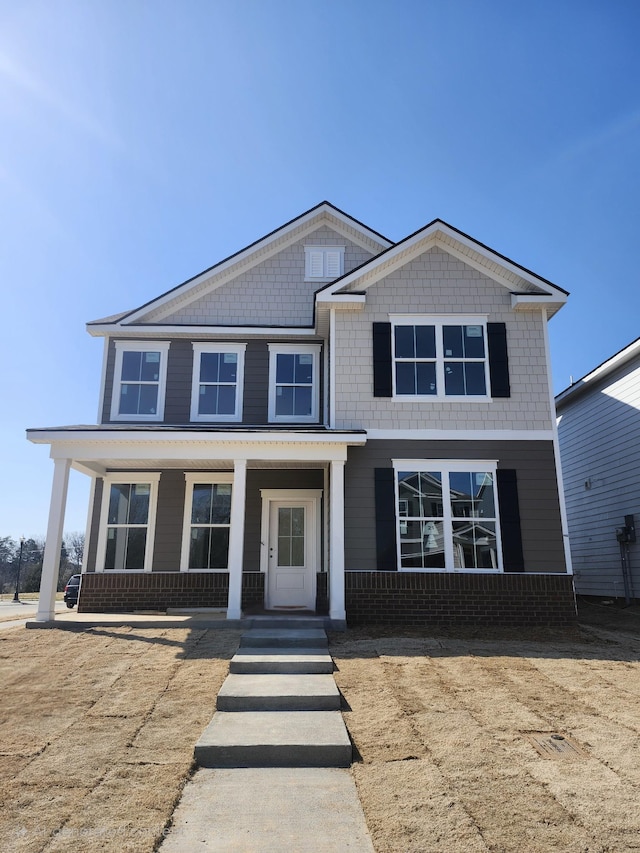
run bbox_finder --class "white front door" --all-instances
[266,499,316,610]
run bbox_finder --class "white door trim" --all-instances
[260,489,322,610]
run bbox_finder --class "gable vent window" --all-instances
[305,246,344,281]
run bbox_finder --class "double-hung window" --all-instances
[391,317,489,399]
[97,474,160,571]
[190,343,246,422]
[394,461,501,571]
[304,246,344,280]
[181,474,233,570]
[268,344,321,423]
[110,341,170,421]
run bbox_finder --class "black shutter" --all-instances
[374,468,397,570]
[487,322,510,398]
[497,468,524,572]
[373,322,393,397]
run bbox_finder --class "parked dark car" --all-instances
[63,574,81,608]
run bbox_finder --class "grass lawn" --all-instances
[1,603,639,852]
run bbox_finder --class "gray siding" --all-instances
[85,478,103,572]
[243,469,325,571]
[87,468,324,576]
[557,355,640,597]
[101,338,323,426]
[344,439,566,573]
[152,470,185,571]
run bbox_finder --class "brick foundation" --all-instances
[344,572,577,627]
[78,571,264,613]
[77,569,575,626]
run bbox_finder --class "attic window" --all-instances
[305,246,344,280]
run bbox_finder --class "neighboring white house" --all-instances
[556,338,640,601]
[29,201,576,626]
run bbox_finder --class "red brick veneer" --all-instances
[344,572,576,627]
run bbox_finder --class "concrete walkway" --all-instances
[160,617,374,852]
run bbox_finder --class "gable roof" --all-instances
[87,205,569,336]
[556,336,640,408]
[87,202,393,334]
[316,218,568,316]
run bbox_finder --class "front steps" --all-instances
[194,622,352,768]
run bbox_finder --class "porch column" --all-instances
[36,458,71,622]
[329,459,346,624]
[227,459,247,620]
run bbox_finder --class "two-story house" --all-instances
[29,202,576,627]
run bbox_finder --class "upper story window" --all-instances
[110,341,170,421]
[304,246,344,281]
[268,343,321,423]
[391,316,489,399]
[190,343,246,422]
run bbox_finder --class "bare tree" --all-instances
[64,532,85,573]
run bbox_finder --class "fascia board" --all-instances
[27,428,367,446]
[318,221,567,302]
[86,324,320,338]
[27,430,367,464]
[101,204,392,327]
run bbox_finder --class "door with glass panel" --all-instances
[267,500,315,609]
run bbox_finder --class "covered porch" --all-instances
[27,426,367,628]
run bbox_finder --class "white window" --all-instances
[110,341,170,421]
[393,460,502,572]
[390,316,489,399]
[304,246,344,280]
[96,474,160,571]
[268,344,321,423]
[181,474,234,570]
[190,343,246,422]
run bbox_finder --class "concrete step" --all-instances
[217,674,340,711]
[240,628,328,649]
[245,615,327,630]
[230,649,334,674]
[194,711,352,768]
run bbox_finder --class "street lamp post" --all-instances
[13,537,25,603]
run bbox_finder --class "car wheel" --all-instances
[66,603,75,609]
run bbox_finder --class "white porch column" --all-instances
[227,459,247,620]
[36,458,71,621]
[329,459,346,624]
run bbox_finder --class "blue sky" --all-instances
[1,0,639,538]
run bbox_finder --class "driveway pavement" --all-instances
[0,599,67,629]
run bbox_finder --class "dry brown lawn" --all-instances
[0,625,239,853]
[332,603,640,853]
[0,603,639,852]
